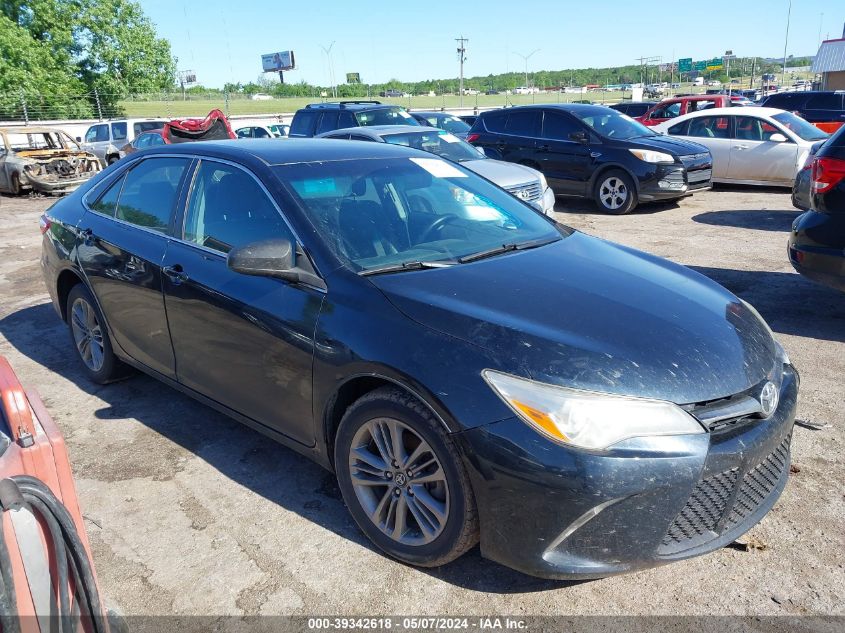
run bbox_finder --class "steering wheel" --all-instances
[418,214,460,243]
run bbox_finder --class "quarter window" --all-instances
[91,175,125,216]
[183,161,293,254]
[648,102,681,119]
[115,157,190,232]
[482,111,508,133]
[667,120,690,136]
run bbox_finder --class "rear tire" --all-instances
[335,387,479,567]
[107,155,119,165]
[593,169,637,215]
[66,284,126,384]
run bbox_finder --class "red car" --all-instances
[119,108,236,157]
[636,94,752,127]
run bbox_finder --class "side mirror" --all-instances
[481,146,503,160]
[569,130,589,144]
[227,238,325,289]
[769,133,787,143]
[76,136,82,143]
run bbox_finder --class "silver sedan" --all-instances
[316,125,556,215]
[652,106,828,186]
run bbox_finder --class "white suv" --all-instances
[81,119,167,165]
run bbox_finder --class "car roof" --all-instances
[0,126,69,134]
[317,125,442,139]
[303,101,397,111]
[412,111,453,116]
[140,137,434,165]
[480,103,612,116]
[663,106,787,119]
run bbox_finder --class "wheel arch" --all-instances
[588,163,640,199]
[56,268,85,322]
[322,372,456,471]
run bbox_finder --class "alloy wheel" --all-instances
[599,176,628,210]
[348,418,450,546]
[70,297,105,372]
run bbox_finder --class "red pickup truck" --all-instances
[635,94,753,126]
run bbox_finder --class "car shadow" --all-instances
[554,196,680,216]
[689,266,845,342]
[692,209,801,232]
[0,302,580,593]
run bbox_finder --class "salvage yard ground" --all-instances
[0,187,842,618]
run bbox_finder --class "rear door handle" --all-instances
[162,264,188,284]
[538,144,550,152]
[734,144,749,150]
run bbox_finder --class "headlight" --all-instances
[537,172,548,191]
[483,370,704,450]
[629,149,675,164]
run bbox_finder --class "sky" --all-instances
[139,0,844,88]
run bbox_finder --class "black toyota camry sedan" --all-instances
[41,139,797,579]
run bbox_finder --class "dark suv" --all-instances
[289,101,420,138]
[467,104,712,214]
[760,91,844,134]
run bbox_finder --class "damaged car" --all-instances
[0,127,101,195]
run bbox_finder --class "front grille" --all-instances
[661,469,738,546]
[724,434,791,529]
[688,168,712,184]
[505,181,542,202]
[659,433,791,553]
[680,152,710,165]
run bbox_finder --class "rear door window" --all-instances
[687,116,731,139]
[111,122,127,141]
[338,111,357,129]
[114,157,191,232]
[504,110,540,136]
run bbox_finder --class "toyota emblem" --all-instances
[517,190,530,200]
[760,381,779,418]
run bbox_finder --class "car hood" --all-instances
[625,134,710,156]
[461,158,541,187]
[370,233,777,404]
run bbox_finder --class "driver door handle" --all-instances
[163,264,189,284]
[734,144,750,150]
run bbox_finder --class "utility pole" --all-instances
[782,0,792,87]
[456,36,468,107]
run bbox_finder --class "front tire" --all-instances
[335,387,479,567]
[10,172,22,196]
[594,169,637,215]
[66,284,125,384]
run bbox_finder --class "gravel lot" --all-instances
[0,187,842,620]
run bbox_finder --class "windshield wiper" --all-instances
[360,260,454,276]
[458,236,559,264]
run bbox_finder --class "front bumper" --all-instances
[457,365,798,579]
[638,162,712,202]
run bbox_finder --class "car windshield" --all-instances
[276,157,562,272]
[771,112,828,142]
[3,131,73,151]
[433,115,471,134]
[570,109,657,140]
[381,131,483,163]
[356,108,420,127]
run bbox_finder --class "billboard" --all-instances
[346,72,361,84]
[261,51,296,72]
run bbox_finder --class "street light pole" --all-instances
[513,49,540,89]
[320,41,337,98]
[456,36,468,107]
